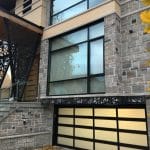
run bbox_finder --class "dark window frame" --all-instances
[50,0,104,25]
[23,0,32,14]
[47,21,105,96]
[53,105,149,150]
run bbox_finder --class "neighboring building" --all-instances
[0,0,149,149]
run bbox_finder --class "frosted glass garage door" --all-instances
[55,107,148,150]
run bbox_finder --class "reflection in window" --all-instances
[51,0,105,24]
[52,1,87,24]
[90,39,103,74]
[50,43,87,81]
[48,22,104,95]
[52,29,87,51]
[89,0,104,8]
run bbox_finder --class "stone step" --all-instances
[0,111,9,116]
[0,107,10,112]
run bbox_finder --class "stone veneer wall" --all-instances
[39,40,49,97]
[104,13,122,94]
[0,102,53,150]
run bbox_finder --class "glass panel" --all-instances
[57,137,73,146]
[58,108,73,115]
[89,22,104,39]
[90,39,103,74]
[52,1,87,24]
[95,130,117,142]
[75,118,93,126]
[53,0,83,14]
[50,43,87,81]
[75,140,93,150]
[95,108,116,117]
[51,29,87,51]
[75,128,93,138]
[58,126,73,136]
[95,119,117,128]
[75,108,92,116]
[58,117,73,124]
[95,143,117,150]
[119,121,146,131]
[118,109,145,118]
[120,147,141,150]
[90,77,105,93]
[119,132,148,146]
[49,79,87,95]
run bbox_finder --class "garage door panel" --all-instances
[55,106,148,150]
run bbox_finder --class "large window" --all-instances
[48,21,105,95]
[51,0,104,24]
[53,106,149,150]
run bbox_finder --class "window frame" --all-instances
[50,0,104,25]
[53,104,149,150]
[47,20,105,96]
[23,0,32,14]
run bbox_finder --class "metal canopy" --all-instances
[0,9,43,100]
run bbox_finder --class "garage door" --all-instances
[53,106,149,150]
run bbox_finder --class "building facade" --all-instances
[0,0,149,149]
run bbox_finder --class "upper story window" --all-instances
[48,21,105,95]
[23,0,32,14]
[51,0,104,24]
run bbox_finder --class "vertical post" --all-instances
[37,83,40,102]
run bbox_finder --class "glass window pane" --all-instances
[95,143,117,150]
[50,43,87,81]
[53,0,83,14]
[95,108,116,117]
[119,132,148,146]
[58,126,73,136]
[75,108,92,116]
[75,140,93,150]
[51,29,87,51]
[75,118,93,126]
[95,119,117,128]
[95,130,117,142]
[58,108,73,115]
[49,79,87,95]
[58,117,73,124]
[90,77,105,93]
[120,146,141,150]
[118,109,146,118]
[52,1,87,24]
[89,22,104,39]
[89,0,104,8]
[119,121,146,131]
[57,137,73,146]
[75,128,93,139]
[90,39,103,74]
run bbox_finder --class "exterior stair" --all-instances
[0,101,17,123]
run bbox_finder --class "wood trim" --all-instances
[0,9,43,34]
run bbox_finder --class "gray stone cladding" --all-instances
[0,102,53,150]
[39,39,49,97]
[104,13,122,94]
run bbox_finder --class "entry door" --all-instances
[54,106,149,150]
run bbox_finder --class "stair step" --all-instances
[0,107,10,111]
